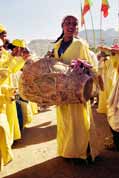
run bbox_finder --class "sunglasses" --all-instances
[0,31,7,35]
[64,21,78,26]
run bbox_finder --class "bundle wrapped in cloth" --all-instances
[19,57,94,106]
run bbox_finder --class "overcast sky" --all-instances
[0,0,118,42]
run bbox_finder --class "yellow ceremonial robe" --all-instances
[7,55,33,129]
[107,54,119,131]
[0,95,13,170]
[97,56,117,114]
[1,55,26,143]
[54,38,100,159]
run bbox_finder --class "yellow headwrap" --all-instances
[12,39,26,48]
[0,24,6,33]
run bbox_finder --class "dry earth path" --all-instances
[0,105,119,178]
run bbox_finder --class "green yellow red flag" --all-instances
[81,0,93,26]
[101,0,110,17]
[82,0,93,16]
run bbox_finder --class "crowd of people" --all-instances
[0,24,38,170]
[1,14,119,171]
[50,15,119,164]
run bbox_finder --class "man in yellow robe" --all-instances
[0,39,13,170]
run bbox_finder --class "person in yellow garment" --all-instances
[0,24,7,43]
[0,25,10,67]
[0,24,10,50]
[97,50,117,114]
[7,39,33,130]
[96,52,107,113]
[0,40,13,170]
[106,50,119,151]
[1,39,27,145]
[52,15,101,164]
[0,92,13,171]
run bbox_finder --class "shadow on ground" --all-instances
[4,152,119,178]
[13,121,57,149]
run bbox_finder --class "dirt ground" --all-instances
[0,105,119,178]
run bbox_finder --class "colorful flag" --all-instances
[101,0,110,17]
[82,0,93,16]
[81,0,93,26]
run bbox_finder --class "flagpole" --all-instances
[118,0,119,40]
[83,17,89,43]
[80,1,89,43]
[89,9,96,49]
[100,11,103,45]
[100,0,110,45]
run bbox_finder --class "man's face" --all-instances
[0,31,7,41]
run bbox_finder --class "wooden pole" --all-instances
[89,9,96,49]
[83,19,89,43]
[80,1,89,43]
[100,11,103,45]
[118,0,119,41]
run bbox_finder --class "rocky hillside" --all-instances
[80,28,119,46]
[28,28,119,57]
[28,39,53,58]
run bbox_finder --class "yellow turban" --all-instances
[12,39,26,48]
[0,24,6,33]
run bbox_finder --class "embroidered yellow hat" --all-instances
[0,24,6,33]
[12,39,26,48]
